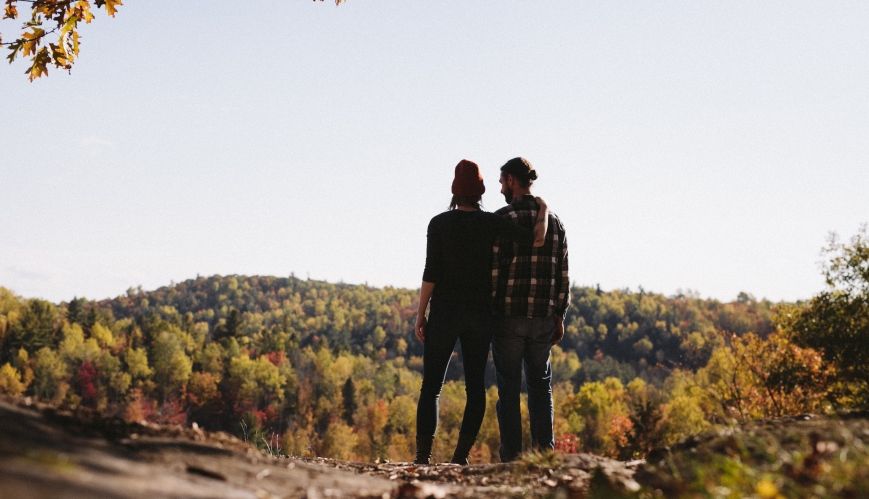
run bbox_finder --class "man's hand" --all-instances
[415,315,427,343]
[551,315,565,345]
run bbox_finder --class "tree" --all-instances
[213,309,240,342]
[32,347,68,401]
[66,297,88,326]
[0,362,25,396]
[656,371,710,446]
[125,347,152,381]
[2,0,121,81]
[187,371,220,408]
[2,0,344,81]
[786,225,869,408]
[564,377,634,458]
[90,322,114,348]
[625,377,664,455]
[5,299,59,357]
[341,377,357,426]
[152,329,192,399]
[226,354,286,421]
[319,419,358,460]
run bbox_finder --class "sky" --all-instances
[1,1,867,303]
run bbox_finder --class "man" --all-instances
[491,157,569,462]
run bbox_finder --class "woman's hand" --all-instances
[533,196,550,247]
[416,281,435,343]
[415,314,427,342]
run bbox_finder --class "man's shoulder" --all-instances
[494,205,514,217]
[549,211,566,230]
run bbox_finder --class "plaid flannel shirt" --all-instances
[492,195,570,318]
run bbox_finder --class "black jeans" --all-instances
[492,315,555,462]
[415,306,493,443]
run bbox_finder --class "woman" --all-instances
[414,159,548,465]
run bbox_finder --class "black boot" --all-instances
[450,433,476,465]
[415,435,433,465]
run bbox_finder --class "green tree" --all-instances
[786,226,869,408]
[196,342,225,377]
[625,377,663,455]
[5,299,59,356]
[227,354,286,415]
[66,297,88,326]
[656,371,710,446]
[32,347,68,401]
[564,377,634,458]
[152,329,192,399]
[341,377,357,426]
[125,347,152,381]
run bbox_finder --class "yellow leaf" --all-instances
[71,31,80,56]
[27,47,51,82]
[76,1,95,23]
[756,479,781,499]
[51,43,72,69]
[104,0,123,17]
[60,13,79,36]
[22,28,46,57]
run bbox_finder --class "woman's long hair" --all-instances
[449,195,482,210]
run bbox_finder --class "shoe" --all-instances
[450,433,476,465]
[415,435,433,465]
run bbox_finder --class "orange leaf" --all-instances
[3,4,18,19]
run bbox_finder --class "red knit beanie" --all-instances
[451,159,485,197]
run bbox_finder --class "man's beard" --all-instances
[502,191,513,203]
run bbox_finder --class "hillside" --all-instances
[98,274,779,379]
[0,275,830,463]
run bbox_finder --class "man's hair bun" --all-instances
[500,157,538,187]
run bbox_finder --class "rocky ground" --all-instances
[0,397,639,498]
[1,397,866,498]
[0,397,394,499]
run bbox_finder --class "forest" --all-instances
[0,228,865,463]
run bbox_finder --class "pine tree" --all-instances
[342,377,357,426]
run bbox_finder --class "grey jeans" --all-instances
[492,315,555,462]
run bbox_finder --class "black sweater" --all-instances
[423,209,534,312]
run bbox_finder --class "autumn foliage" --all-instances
[0,228,865,462]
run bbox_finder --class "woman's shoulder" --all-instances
[428,210,459,230]
[429,210,455,223]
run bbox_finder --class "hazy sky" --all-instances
[1,1,867,303]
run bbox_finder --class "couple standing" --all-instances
[414,157,570,465]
